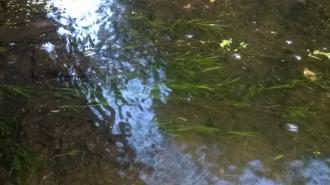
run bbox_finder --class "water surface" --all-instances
[4,0,330,184]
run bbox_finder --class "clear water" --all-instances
[5,0,330,184]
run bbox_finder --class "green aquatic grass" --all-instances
[0,85,88,101]
[121,0,325,117]
[156,75,318,122]
[127,14,226,35]
[173,53,223,66]
[59,103,103,110]
[0,85,33,98]
[159,121,255,138]
[284,106,315,123]
[57,86,116,111]
[265,80,307,91]
[164,78,307,102]
[167,53,224,80]
[53,87,81,99]
[168,78,239,93]
[53,149,80,158]
[0,121,37,185]
[0,46,7,54]
[169,19,227,33]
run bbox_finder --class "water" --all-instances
[46,1,224,184]
[2,0,330,184]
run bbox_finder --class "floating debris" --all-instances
[303,68,316,81]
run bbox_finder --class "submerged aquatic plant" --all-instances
[53,149,80,158]
[169,19,227,33]
[0,46,7,54]
[283,106,315,123]
[0,85,33,98]
[158,121,255,138]
[127,14,226,35]
[53,87,81,100]
[166,78,240,97]
[0,121,37,185]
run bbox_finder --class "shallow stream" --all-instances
[2,0,330,184]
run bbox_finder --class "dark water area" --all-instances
[1,0,330,184]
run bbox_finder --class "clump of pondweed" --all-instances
[0,121,37,185]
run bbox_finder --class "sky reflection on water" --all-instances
[45,0,330,184]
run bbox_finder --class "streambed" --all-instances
[1,0,330,184]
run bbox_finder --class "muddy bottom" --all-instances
[0,2,144,183]
[2,0,330,184]
[20,89,143,185]
[0,82,144,185]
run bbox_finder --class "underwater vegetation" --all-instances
[127,15,227,35]
[0,85,33,98]
[0,85,36,185]
[120,7,330,139]
[158,120,255,138]
[0,84,88,184]
[0,47,7,54]
[0,121,37,185]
